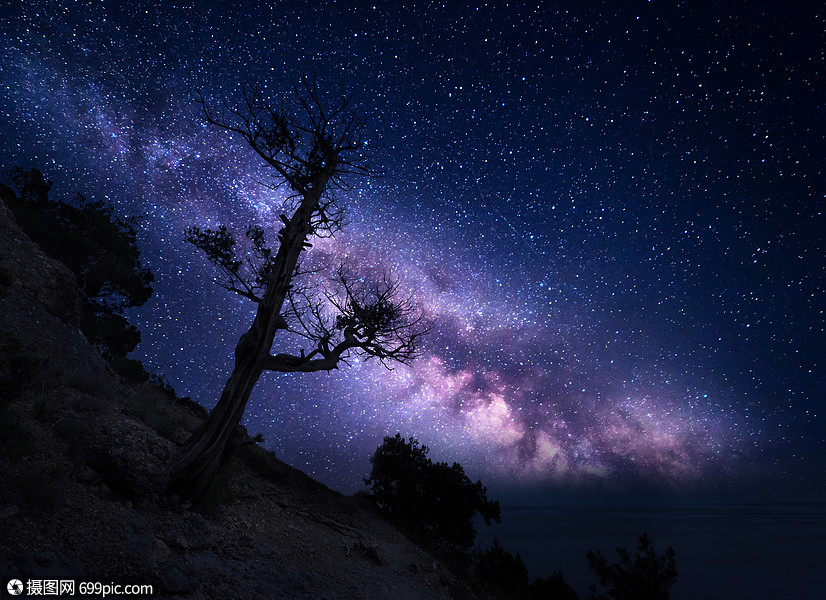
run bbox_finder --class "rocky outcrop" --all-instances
[0,199,118,399]
[86,420,175,496]
[0,200,82,328]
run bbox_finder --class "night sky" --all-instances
[1,1,823,503]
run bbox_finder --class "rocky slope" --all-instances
[0,200,468,599]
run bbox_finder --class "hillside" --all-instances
[0,200,468,599]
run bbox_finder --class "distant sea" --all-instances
[475,502,826,599]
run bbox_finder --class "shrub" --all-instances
[586,534,677,600]
[473,541,580,600]
[364,433,501,562]
[528,571,580,600]
[475,538,529,599]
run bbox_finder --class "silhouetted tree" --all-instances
[475,538,530,599]
[528,570,580,600]
[364,433,500,562]
[473,542,580,600]
[0,167,154,361]
[170,75,428,503]
[586,534,677,600]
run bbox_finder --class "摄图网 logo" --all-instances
[7,579,24,596]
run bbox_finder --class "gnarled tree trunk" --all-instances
[169,174,328,503]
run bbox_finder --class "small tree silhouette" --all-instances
[528,570,580,600]
[586,533,677,600]
[474,538,529,599]
[364,433,500,562]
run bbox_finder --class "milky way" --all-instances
[1,1,823,500]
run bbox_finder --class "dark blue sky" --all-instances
[1,0,823,502]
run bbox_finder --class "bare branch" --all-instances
[266,267,430,373]
[196,75,381,237]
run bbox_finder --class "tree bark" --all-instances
[169,170,331,503]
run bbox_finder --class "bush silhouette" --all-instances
[473,539,581,600]
[364,433,500,562]
[586,533,677,600]
[528,570,580,600]
[474,537,529,598]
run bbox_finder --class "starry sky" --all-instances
[1,0,823,502]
